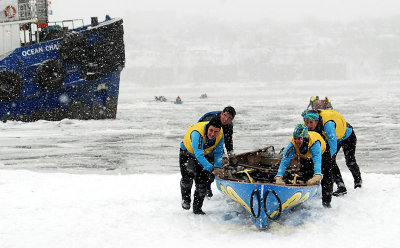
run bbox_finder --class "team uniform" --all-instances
[199,111,235,197]
[198,111,234,154]
[277,131,333,207]
[312,110,362,192]
[179,121,224,214]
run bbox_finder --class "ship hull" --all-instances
[0,18,125,122]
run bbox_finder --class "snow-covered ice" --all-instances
[1,1,400,247]
[0,169,399,248]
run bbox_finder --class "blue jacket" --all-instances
[199,111,234,153]
[318,121,352,156]
[180,124,224,171]
[277,141,323,177]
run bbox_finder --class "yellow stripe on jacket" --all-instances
[319,110,347,140]
[183,121,223,155]
[291,131,326,159]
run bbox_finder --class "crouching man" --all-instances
[275,124,334,208]
[179,117,224,214]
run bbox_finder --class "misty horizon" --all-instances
[123,13,400,83]
[49,0,400,83]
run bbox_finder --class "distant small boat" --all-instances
[200,93,207,99]
[214,146,319,229]
[174,96,182,104]
[155,96,167,102]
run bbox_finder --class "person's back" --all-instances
[199,111,221,122]
[199,107,235,155]
[302,110,362,197]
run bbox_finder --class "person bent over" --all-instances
[179,117,224,214]
[198,106,236,198]
[275,124,334,208]
[302,110,362,197]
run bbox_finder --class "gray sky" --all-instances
[51,0,400,23]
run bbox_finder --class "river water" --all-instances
[1,79,399,174]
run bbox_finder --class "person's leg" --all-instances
[193,167,211,215]
[321,151,334,207]
[331,142,347,196]
[299,158,314,183]
[331,153,345,185]
[179,149,195,209]
[342,131,362,188]
[206,173,215,198]
[204,153,215,198]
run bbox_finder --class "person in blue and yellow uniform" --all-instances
[302,110,362,197]
[179,117,224,215]
[275,124,334,208]
[198,106,236,159]
[198,106,236,198]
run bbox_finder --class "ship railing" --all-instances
[48,19,85,31]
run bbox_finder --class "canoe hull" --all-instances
[215,177,319,229]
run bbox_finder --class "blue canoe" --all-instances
[214,146,320,229]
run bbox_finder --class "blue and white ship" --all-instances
[0,0,125,122]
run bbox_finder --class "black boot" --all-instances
[193,208,206,215]
[206,189,213,199]
[193,189,206,215]
[354,179,362,189]
[333,186,347,197]
[181,200,190,210]
[348,161,362,189]
[322,202,332,208]
[180,179,192,210]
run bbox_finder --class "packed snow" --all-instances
[0,169,399,248]
[1,1,400,248]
